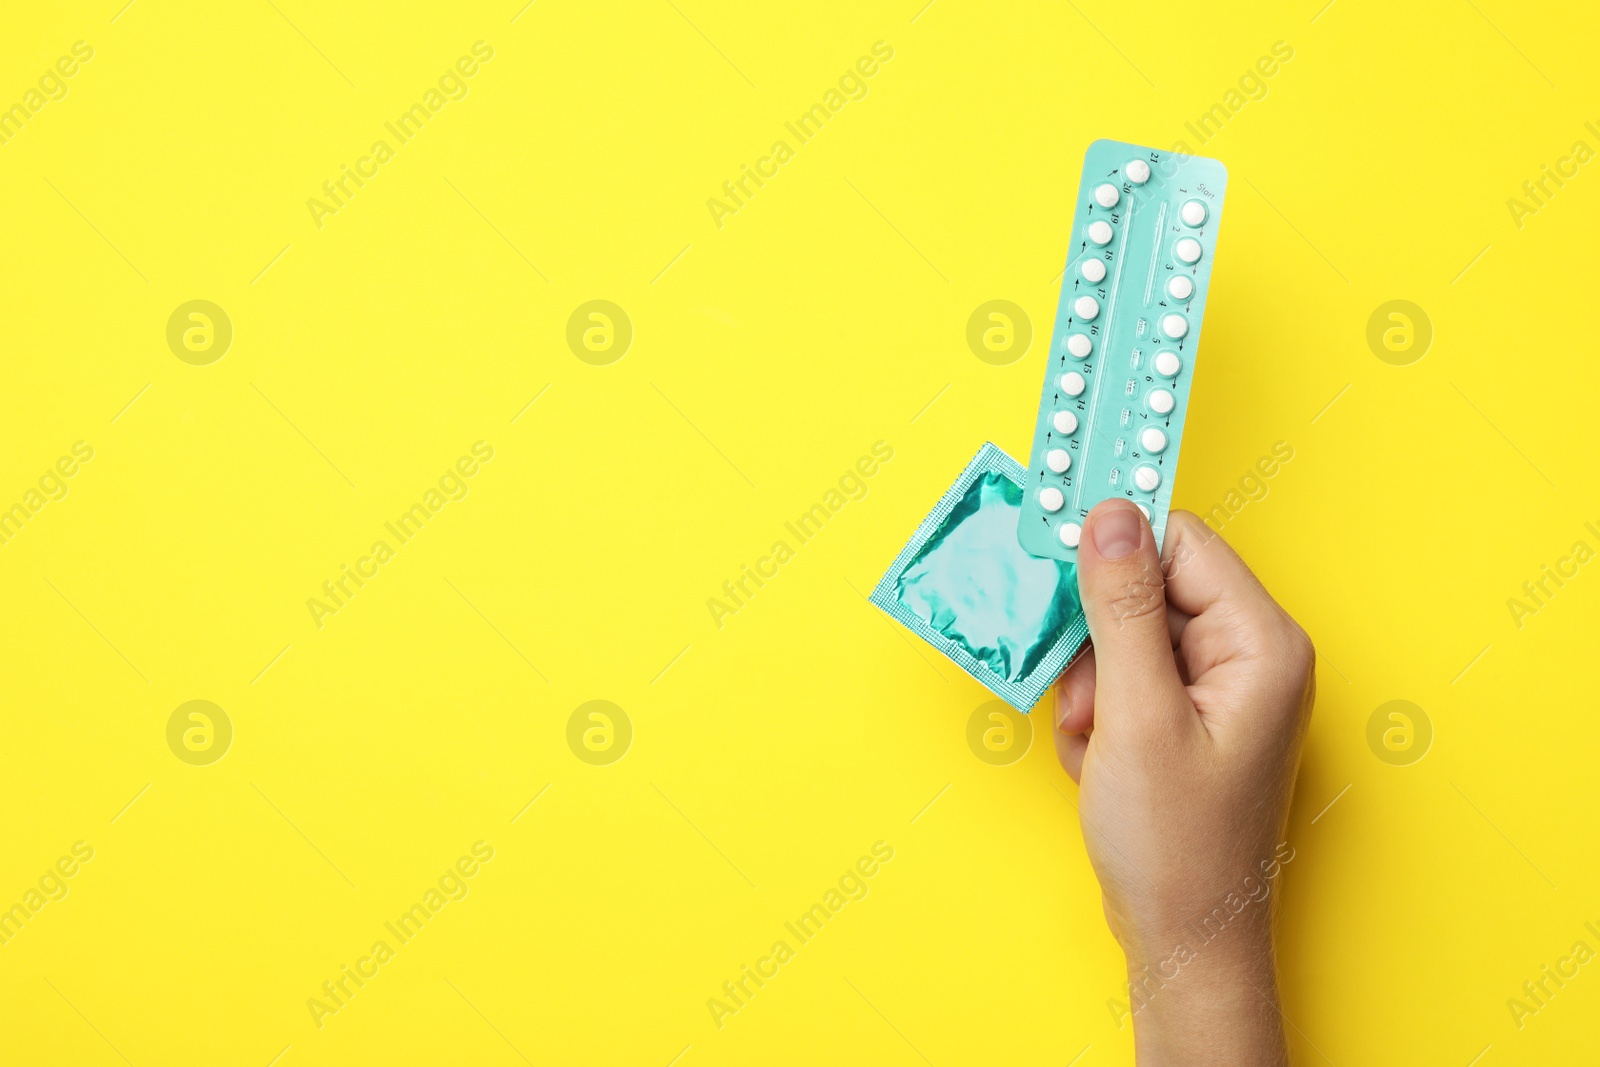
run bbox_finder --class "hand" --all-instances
[1054,500,1315,1066]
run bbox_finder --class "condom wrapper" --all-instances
[869,443,1089,712]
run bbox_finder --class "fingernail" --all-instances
[1056,690,1073,734]
[1091,504,1141,560]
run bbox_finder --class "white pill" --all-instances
[1166,275,1194,301]
[1059,521,1083,547]
[1038,486,1065,513]
[1175,237,1202,264]
[1059,370,1086,396]
[1094,183,1119,209]
[1148,388,1175,415]
[1140,427,1168,453]
[1065,333,1092,359]
[1081,258,1107,283]
[1073,296,1099,321]
[1053,410,1079,434]
[1180,199,1208,227]
[1046,448,1071,473]
[1154,350,1181,377]
[1136,503,1151,519]
[1161,314,1188,339]
[1134,465,1161,492]
[1087,220,1113,245]
[1125,160,1151,185]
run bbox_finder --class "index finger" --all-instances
[1159,510,1286,622]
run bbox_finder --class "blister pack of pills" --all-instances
[1017,140,1227,562]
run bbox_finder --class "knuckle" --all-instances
[1101,560,1166,625]
[1168,509,1218,549]
[1161,536,1200,582]
[1167,508,1206,537]
[1283,621,1316,677]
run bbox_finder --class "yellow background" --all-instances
[2,0,1596,1063]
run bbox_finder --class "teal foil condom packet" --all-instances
[869,443,1089,712]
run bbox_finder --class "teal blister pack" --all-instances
[869,443,1089,713]
[1018,140,1227,562]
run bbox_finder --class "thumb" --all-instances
[1075,499,1188,729]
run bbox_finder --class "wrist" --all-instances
[1115,917,1286,1066]
[1112,836,1296,972]
[1118,898,1274,975]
